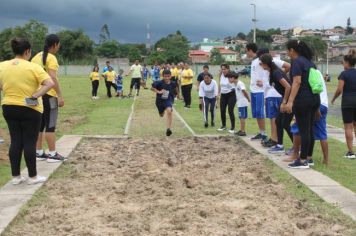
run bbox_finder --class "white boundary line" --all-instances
[124,96,137,135]
[173,108,196,136]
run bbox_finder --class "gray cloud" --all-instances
[0,0,355,43]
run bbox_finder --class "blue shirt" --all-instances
[290,56,316,99]
[153,67,160,78]
[152,80,177,103]
[116,75,123,86]
[143,68,149,78]
[103,66,109,73]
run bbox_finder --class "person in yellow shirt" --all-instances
[170,63,181,99]
[0,38,54,185]
[90,66,100,99]
[181,63,194,108]
[127,60,143,97]
[31,34,65,163]
[102,66,118,98]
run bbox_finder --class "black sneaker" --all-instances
[186,105,191,109]
[217,126,226,131]
[36,153,48,161]
[211,122,215,127]
[262,139,277,148]
[204,123,208,128]
[166,129,173,136]
[236,130,247,136]
[251,133,263,141]
[344,151,356,159]
[288,159,309,169]
[308,159,315,167]
[47,153,66,163]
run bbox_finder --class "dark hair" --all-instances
[106,61,110,64]
[203,65,209,69]
[43,34,60,66]
[93,66,99,72]
[286,40,313,61]
[11,38,31,55]
[246,43,258,53]
[260,53,288,85]
[226,72,239,79]
[203,73,212,79]
[221,63,230,69]
[257,48,270,58]
[344,49,356,67]
[163,69,171,75]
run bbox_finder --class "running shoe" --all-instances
[217,126,227,131]
[268,145,285,154]
[285,148,294,156]
[236,130,247,137]
[166,129,173,137]
[344,151,356,159]
[308,159,315,167]
[204,123,208,128]
[36,153,48,161]
[288,159,309,169]
[11,176,26,185]
[27,176,47,185]
[251,133,265,141]
[47,153,67,163]
[228,129,235,134]
[262,139,277,148]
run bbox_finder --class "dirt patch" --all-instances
[4,137,355,236]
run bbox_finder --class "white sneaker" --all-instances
[92,96,95,100]
[0,138,4,144]
[11,176,26,185]
[27,176,47,185]
[217,127,227,131]
[228,129,235,134]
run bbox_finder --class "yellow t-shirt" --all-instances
[0,59,50,113]
[90,72,100,81]
[160,69,164,79]
[181,69,194,86]
[103,71,116,82]
[171,68,179,77]
[31,52,59,97]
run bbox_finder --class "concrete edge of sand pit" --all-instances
[0,135,82,235]
[239,136,356,221]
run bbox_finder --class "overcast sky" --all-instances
[0,0,355,44]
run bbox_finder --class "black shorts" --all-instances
[342,107,356,124]
[156,100,173,115]
[130,78,141,89]
[40,94,58,132]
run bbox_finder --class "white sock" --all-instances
[49,151,56,156]
[277,144,284,148]
[260,130,266,136]
[36,150,44,155]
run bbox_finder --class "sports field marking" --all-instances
[173,108,196,136]
[124,96,137,135]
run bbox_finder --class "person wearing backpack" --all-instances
[285,40,321,169]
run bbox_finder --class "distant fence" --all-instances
[59,64,344,77]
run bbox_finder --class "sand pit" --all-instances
[4,137,355,236]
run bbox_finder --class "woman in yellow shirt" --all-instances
[90,66,100,99]
[0,38,54,185]
[181,63,194,108]
[102,66,118,98]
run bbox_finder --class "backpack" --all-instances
[308,68,324,94]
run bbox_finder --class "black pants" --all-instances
[276,111,293,145]
[92,80,99,97]
[220,91,237,130]
[105,80,117,98]
[293,96,320,160]
[130,78,141,91]
[2,105,41,177]
[203,97,216,124]
[181,84,192,106]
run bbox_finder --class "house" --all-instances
[189,50,210,64]
[200,38,225,52]
[216,48,239,62]
[271,34,288,45]
[330,42,356,58]
[293,27,304,36]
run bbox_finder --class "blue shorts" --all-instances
[156,100,173,115]
[290,105,328,141]
[238,107,248,119]
[265,97,282,119]
[314,105,328,141]
[117,85,123,92]
[251,92,265,119]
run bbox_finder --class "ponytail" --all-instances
[344,49,356,67]
[286,40,314,61]
[42,34,60,66]
[260,53,289,85]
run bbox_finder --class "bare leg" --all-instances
[257,118,266,133]
[166,108,173,129]
[240,119,246,132]
[344,123,354,152]
[284,134,300,162]
[45,133,56,152]
[320,140,329,165]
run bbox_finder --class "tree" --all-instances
[346,17,354,35]
[12,19,48,55]
[99,24,111,44]
[210,48,224,65]
[57,29,94,63]
[0,28,14,60]
[128,47,141,62]
[237,32,246,40]
[154,31,189,63]
[300,36,327,61]
[147,51,167,65]
[96,40,119,58]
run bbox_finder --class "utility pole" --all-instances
[146,23,151,51]
[251,3,257,43]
